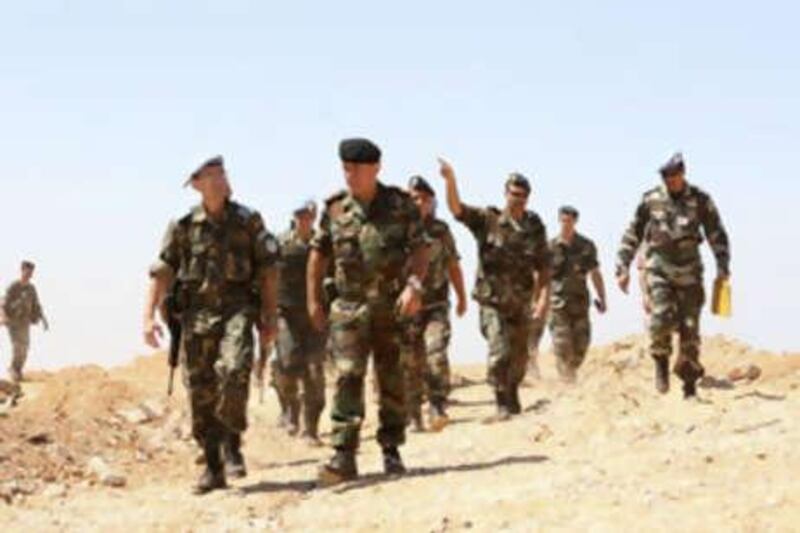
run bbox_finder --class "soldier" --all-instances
[616,153,730,398]
[143,156,279,494]
[547,206,607,382]
[272,200,327,445]
[401,175,468,433]
[438,159,551,422]
[307,138,429,486]
[3,261,48,383]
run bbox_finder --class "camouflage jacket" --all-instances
[151,200,279,332]
[420,217,459,310]
[3,281,43,325]
[312,182,425,306]
[457,204,550,313]
[549,233,598,314]
[616,183,730,285]
[277,227,313,311]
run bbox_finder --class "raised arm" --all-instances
[438,158,464,219]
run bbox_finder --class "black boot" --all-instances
[655,357,670,394]
[382,446,406,476]
[682,379,698,399]
[318,448,358,487]
[301,409,323,447]
[223,432,247,479]
[482,391,511,424]
[194,433,227,495]
[287,400,300,436]
[508,386,522,415]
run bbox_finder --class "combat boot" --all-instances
[382,446,406,476]
[428,399,449,433]
[301,410,323,447]
[682,379,698,399]
[508,386,522,415]
[286,400,300,436]
[318,448,358,487]
[482,391,511,424]
[655,357,670,394]
[194,434,227,495]
[223,432,247,479]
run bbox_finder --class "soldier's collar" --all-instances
[659,181,691,199]
[500,208,525,229]
[191,200,233,223]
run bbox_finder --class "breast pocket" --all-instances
[180,242,207,282]
[224,241,253,282]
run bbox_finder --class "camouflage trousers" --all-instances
[647,272,706,383]
[549,309,591,377]
[400,306,452,417]
[479,305,531,394]
[328,299,405,451]
[181,309,255,444]
[271,307,327,433]
[5,322,30,382]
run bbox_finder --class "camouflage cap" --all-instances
[558,205,579,219]
[183,155,224,187]
[408,175,435,196]
[338,138,381,163]
[659,152,685,177]
[505,172,531,195]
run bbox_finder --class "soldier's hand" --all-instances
[617,272,630,294]
[456,297,468,318]
[594,298,607,314]
[531,302,548,322]
[143,318,164,348]
[397,286,422,317]
[438,157,455,182]
[309,300,328,332]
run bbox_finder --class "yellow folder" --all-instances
[711,277,732,317]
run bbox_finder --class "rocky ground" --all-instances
[1,335,798,532]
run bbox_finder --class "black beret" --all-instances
[559,205,580,219]
[21,260,35,270]
[505,172,531,194]
[339,138,381,163]
[659,152,685,177]
[407,175,435,197]
[184,155,224,186]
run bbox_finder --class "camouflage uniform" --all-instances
[548,233,599,376]
[400,217,458,422]
[3,281,44,381]
[272,227,327,437]
[617,183,730,385]
[312,182,425,451]
[151,201,279,445]
[456,205,550,404]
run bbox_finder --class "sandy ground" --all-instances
[1,335,798,532]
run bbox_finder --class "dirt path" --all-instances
[1,336,798,532]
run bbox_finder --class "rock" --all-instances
[87,456,127,488]
[27,431,53,445]
[115,407,152,425]
[139,399,167,420]
[727,364,762,382]
[42,483,68,498]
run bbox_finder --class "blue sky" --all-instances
[1,1,798,370]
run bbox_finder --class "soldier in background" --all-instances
[143,156,279,494]
[439,159,551,422]
[272,201,327,445]
[3,261,48,383]
[616,153,730,398]
[401,175,467,432]
[547,206,606,382]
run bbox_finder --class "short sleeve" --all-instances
[249,211,280,282]
[149,220,181,279]
[455,203,489,239]
[310,208,334,257]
